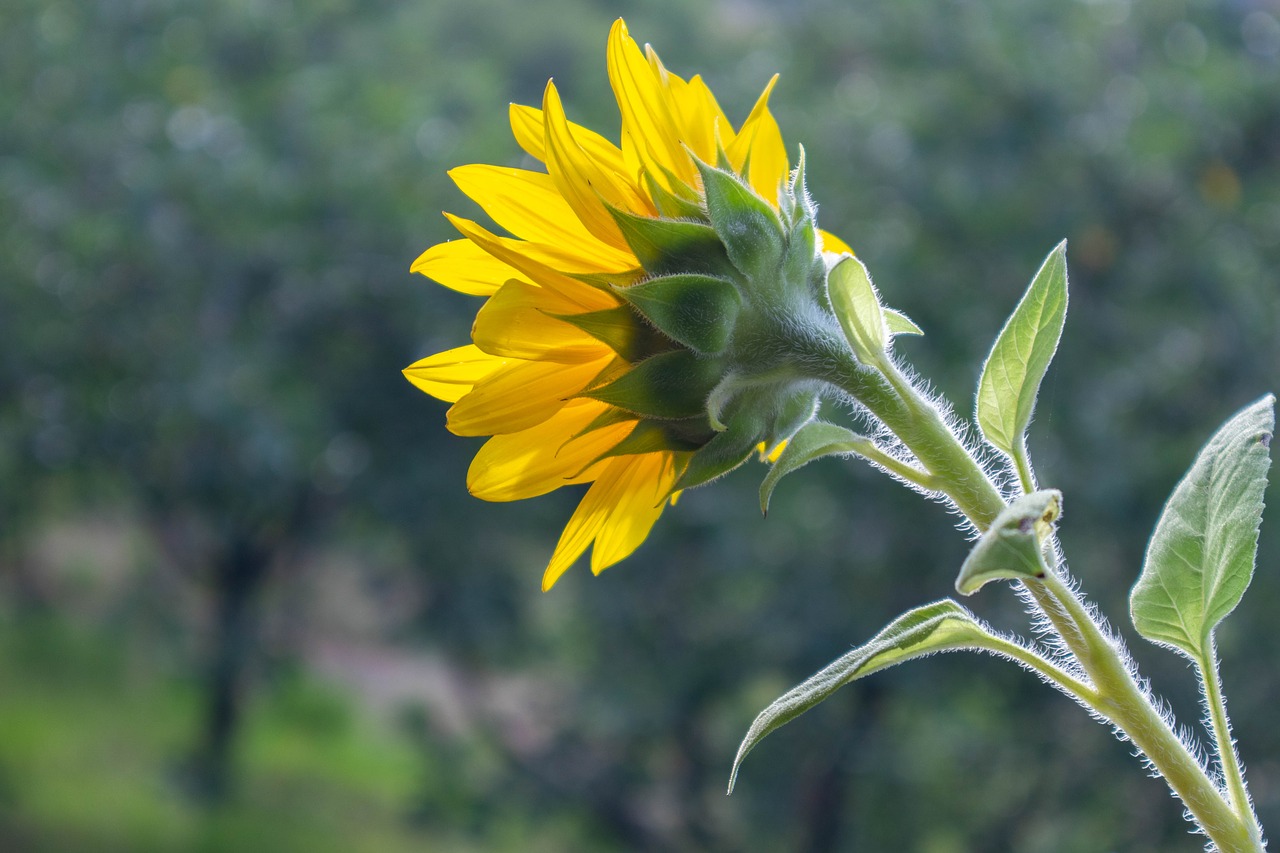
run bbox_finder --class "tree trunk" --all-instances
[192,533,270,804]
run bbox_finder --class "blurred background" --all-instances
[2,0,1278,849]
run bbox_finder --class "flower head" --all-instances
[406,20,853,589]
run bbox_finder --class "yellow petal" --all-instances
[725,75,790,205]
[449,165,636,272]
[589,452,679,574]
[473,280,615,364]
[447,353,614,437]
[668,73,732,166]
[542,482,609,590]
[444,213,621,310]
[819,229,855,257]
[509,103,627,175]
[411,238,526,296]
[403,344,507,403]
[543,81,651,249]
[468,400,635,502]
[607,20,694,191]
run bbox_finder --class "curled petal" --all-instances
[543,81,652,249]
[468,400,635,502]
[450,165,635,271]
[509,103,628,176]
[608,19,694,193]
[725,75,789,203]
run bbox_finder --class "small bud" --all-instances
[955,490,1062,595]
[827,255,887,365]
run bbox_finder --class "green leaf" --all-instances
[976,242,1069,457]
[1130,395,1275,661]
[729,600,1017,793]
[955,490,1060,595]
[884,308,923,337]
[827,255,887,364]
[759,421,873,514]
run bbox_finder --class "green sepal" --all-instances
[764,385,820,448]
[582,349,723,420]
[884,308,923,337]
[553,306,670,362]
[608,206,737,279]
[705,372,749,432]
[976,241,1068,458]
[564,414,710,480]
[614,274,742,356]
[729,600,1022,793]
[781,217,823,305]
[1130,395,1274,661]
[669,412,765,494]
[642,167,706,221]
[827,255,887,364]
[569,268,644,291]
[782,146,817,226]
[760,421,873,514]
[715,142,736,173]
[955,490,1060,595]
[599,418,713,458]
[693,158,785,284]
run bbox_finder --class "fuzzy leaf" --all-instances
[615,274,741,356]
[827,255,887,364]
[955,490,1060,595]
[1130,395,1274,661]
[729,600,1016,793]
[760,421,873,514]
[976,242,1068,457]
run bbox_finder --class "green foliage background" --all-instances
[1,0,1278,849]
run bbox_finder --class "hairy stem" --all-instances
[1035,571,1260,853]
[817,344,1264,852]
[1200,638,1263,843]
[1012,436,1036,495]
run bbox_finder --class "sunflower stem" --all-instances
[813,338,1261,852]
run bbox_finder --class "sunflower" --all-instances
[406,19,853,589]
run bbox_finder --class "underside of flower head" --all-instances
[405,19,856,589]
